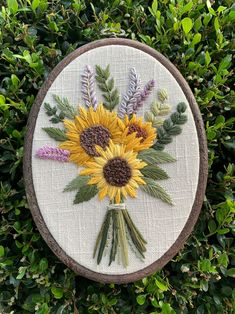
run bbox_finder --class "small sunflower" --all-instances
[119,114,156,152]
[80,141,147,203]
[60,104,122,165]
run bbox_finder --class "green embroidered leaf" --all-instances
[44,102,57,116]
[163,119,173,131]
[138,149,176,164]
[153,102,187,151]
[156,129,172,144]
[141,165,169,180]
[140,177,173,205]
[122,209,146,259]
[109,210,118,265]
[73,185,98,204]
[95,65,120,111]
[53,94,77,119]
[177,102,187,113]
[117,210,129,267]
[43,127,67,141]
[107,77,114,90]
[63,176,90,192]
[44,102,65,124]
[167,125,182,135]
[171,112,187,125]
[150,102,171,118]
[96,211,112,264]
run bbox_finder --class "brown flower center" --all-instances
[127,123,148,143]
[103,157,132,187]
[80,125,111,156]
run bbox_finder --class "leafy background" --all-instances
[0,0,234,313]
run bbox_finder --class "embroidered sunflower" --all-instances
[80,141,147,203]
[119,114,156,152]
[60,104,122,165]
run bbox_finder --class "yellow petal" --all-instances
[108,186,116,200]
[129,179,139,188]
[126,185,136,198]
[134,176,146,185]
[99,186,108,200]
[79,106,88,120]
[63,119,77,132]
[97,178,106,189]
[115,189,121,204]
[80,168,96,175]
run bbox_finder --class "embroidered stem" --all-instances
[81,65,98,110]
[117,210,129,267]
[35,146,70,162]
[118,68,141,118]
[132,79,155,114]
[93,203,147,267]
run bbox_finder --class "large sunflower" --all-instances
[80,141,147,203]
[60,104,122,165]
[119,114,156,152]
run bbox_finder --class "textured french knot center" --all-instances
[80,125,111,156]
[103,157,132,187]
[127,123,148,143]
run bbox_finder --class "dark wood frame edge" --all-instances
[23,38,208,284]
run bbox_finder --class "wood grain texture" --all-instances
[23,38,208,284]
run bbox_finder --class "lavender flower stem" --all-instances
[36,146,70,162]
[81,66,98,110]
[132,79,155,114]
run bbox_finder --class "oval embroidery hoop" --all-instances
[23,38,208,284]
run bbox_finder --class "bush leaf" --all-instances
[182,17,193,34]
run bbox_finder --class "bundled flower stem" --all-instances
[93,203,147,267]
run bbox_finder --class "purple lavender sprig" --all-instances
[118,68,141,118]
[81,66,98,110]
[36,146,70,162]
[132,79,155,114]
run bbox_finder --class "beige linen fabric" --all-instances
[31,45,200,275]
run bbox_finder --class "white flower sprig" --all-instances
[81,65,98,110]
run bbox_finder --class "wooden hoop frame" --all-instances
[23,38,208,284]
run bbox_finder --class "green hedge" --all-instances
[0,0,234,313]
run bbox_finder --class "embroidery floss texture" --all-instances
[36,146,70,162]
[81,65,98,110]
[35,64,188,268]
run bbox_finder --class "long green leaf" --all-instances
[43,127,67,141]
[141,177,173,205]
[97,211,112,264]
[122,210,146,258]
[117,210,129,267]
[109,210,118,265]
[63,176,90,192]
[138,149,176,164]
[141,165,169,180]
[73,185,98,204]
